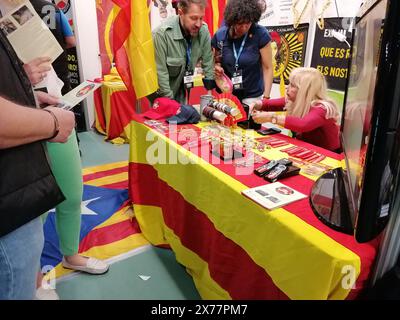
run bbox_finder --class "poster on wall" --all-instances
[52,0,85,131]
[266,24,309,85]
[310,17,352,92]
[51,0,71,21]
[150,0,176,31]
[260,0,311,27]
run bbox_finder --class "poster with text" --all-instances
[266,24,309,85]
[260,0,311,27]
[52,0,85,131]
[310,17,353,92]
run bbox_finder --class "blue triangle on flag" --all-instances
[40,185,129,269]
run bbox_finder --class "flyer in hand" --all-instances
[57,80,102,110]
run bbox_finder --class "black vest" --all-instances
[0,30,64,237]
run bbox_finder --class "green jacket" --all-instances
[152,16,214,103]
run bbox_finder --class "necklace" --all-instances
[292,0,311,29]
[314,0,332,30]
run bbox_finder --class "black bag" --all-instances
[0,142,65,237]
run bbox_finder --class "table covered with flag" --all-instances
[93,72,153,144]
[127,115,379,300]
[93,71,211,144]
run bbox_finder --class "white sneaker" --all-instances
[35,287,60,300]
[62,257,109,275]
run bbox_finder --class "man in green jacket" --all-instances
[152,0,215,104]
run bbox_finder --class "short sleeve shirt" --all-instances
[59,11,73,37]
[211,24,271,100]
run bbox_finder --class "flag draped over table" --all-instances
[111,0,158,98]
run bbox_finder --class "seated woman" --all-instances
[251,67,341,152]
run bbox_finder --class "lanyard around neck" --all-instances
[186,38,192,70]
[233,33,248,70]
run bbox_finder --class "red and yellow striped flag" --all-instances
[204,0,227,35]
[111,0,158,98]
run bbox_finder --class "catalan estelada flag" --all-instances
[111,0,158,99]
[41,161,149,278]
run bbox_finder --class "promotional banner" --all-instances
[52,0,79,86]
[52,0,86,131]
[310,17,352,92]
[266,24,309,86]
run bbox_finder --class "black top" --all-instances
[0,30,64,237]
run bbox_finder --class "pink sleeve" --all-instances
[261,97,286,111]
[285,107,327,133]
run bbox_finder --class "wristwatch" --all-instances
[271,115,277,124]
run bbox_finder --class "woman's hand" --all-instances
[214,64,224,78]
[250,100,263,111]
[35,91,60,106]
[252,111,272,124]
[44,106,75,143]
[23,57,52,85]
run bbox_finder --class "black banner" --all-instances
[310,17,353,91]
[67,47,85,132]
[266,24,309,85]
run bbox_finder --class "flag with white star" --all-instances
[40,162,149,277]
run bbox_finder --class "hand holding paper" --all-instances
[23,56,52,85]
[0,0,63,63]
[35,91,60,106]
[57,80,102,111]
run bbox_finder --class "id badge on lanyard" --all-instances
[184,69,194,89]
[184,38,194,89]
[232,69,243,90]
[232,33,248,91]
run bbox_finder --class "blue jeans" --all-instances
[0,217,44,300]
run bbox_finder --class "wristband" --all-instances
[42,109,59,140]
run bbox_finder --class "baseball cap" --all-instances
[167,105,200,124]
[142,97,180,120]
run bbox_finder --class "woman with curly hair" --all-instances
[211,0,273,106]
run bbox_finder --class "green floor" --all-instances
[55,130,200,300]
[78,131,130,167]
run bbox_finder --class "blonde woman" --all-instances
[251,67,341,152]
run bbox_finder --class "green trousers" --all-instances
[46,130,83,256]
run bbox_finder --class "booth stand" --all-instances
[127,113,379,300]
